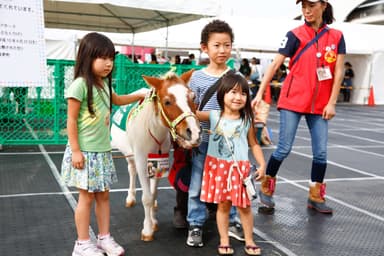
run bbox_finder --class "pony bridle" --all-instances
[157,97,197,141]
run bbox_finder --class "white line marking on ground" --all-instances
[23,120,97,240]
[260,109,384,222]
[291,145,384,149]
[0,151,66,155]
[291,150,383,178]
[329,128,384,133]
[0,149,124,155]
[1,176,379,198]
[251,225,298,256]
[2,146,384,156]
[0,186,174,198]
[1,174,382,252]
[329,130,384,144]
[278,176,384,223]
[277,176,380,184]
[332,145,384,158]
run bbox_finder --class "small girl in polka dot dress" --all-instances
[197,72,266,255]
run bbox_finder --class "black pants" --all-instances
[343,88,351,102]
[175,187,188,216]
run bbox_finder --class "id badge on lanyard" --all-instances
[316,49,333,81]
[316,66,332,81]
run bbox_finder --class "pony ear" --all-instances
[142,75,162,90]
[180,69,194,84]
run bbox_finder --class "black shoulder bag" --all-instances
[192,69,234,157]
[198,69,235,111]
[291,27,329,66]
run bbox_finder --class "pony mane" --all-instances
[161,71,178,80]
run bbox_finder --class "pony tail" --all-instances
[323,2,335,24]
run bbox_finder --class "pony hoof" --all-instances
[125,200,136,208]
[153,223,159,232]
[153,200,158,210]
[141,233,154,242]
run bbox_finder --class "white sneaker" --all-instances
[97,235,125,256]
[72,240,104,256]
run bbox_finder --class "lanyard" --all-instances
[96,86,110,111]
[291,27,329,66]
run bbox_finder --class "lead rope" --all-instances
[157,98,196,141]
[148,127,164,154]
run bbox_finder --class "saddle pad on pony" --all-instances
[111,88,151,131]
[112,104,135,131]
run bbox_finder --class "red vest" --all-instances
[277,24,343,114]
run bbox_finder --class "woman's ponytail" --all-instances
[323,2,335,24]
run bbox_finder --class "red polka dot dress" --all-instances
[200,111,252,208]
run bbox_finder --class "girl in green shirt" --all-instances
[61,32,145,256]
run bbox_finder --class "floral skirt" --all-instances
[61,146,118,192]
[200,155,251,208]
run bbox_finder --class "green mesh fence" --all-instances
[0,54,203,145]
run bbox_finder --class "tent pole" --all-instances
[165,23,169,60]
[131,33,135,62]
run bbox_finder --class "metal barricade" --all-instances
[0,54,202,145]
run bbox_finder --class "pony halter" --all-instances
[157,98,197,141]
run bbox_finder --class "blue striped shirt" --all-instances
[189,68,229,142]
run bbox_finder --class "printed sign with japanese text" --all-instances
[0,0,47,87]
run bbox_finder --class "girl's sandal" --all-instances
[244,245,261,255]
[217,245,234,255]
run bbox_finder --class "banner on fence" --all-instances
[0,0,47,87]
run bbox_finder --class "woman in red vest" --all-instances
[252,0,345,214]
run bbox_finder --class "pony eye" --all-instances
[164,100,172,106]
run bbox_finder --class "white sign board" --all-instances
[0,0,47,87]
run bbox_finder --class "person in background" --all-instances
[249,58,261,85]
[136,55,144,64]
[149,53,158,64]
[182,53,197,65]
[342,62,354,102]
[189,53,196,65]
[249,57,261,98]
[174,55,181,65]
[277,63,287,83]
[197,72,265,256]
[186,19,245,248]
[270,63,287,102]
[252,0,345,214]
[61,32,145,256]
[239,58,251,80]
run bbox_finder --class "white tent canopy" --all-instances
[44,0,219,33]
[128,16,384,104]
[129,16,384,54]
[44,0,220,59]
[44,14,384,105]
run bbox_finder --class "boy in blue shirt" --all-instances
[186,19,244,248]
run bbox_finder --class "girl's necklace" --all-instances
[214,116,244,139]
[96,85,110,110]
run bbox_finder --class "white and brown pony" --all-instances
[111,70,200,241]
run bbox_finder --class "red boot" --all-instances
[259,175,276,208]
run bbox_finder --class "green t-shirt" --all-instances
[65,77,112,152]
